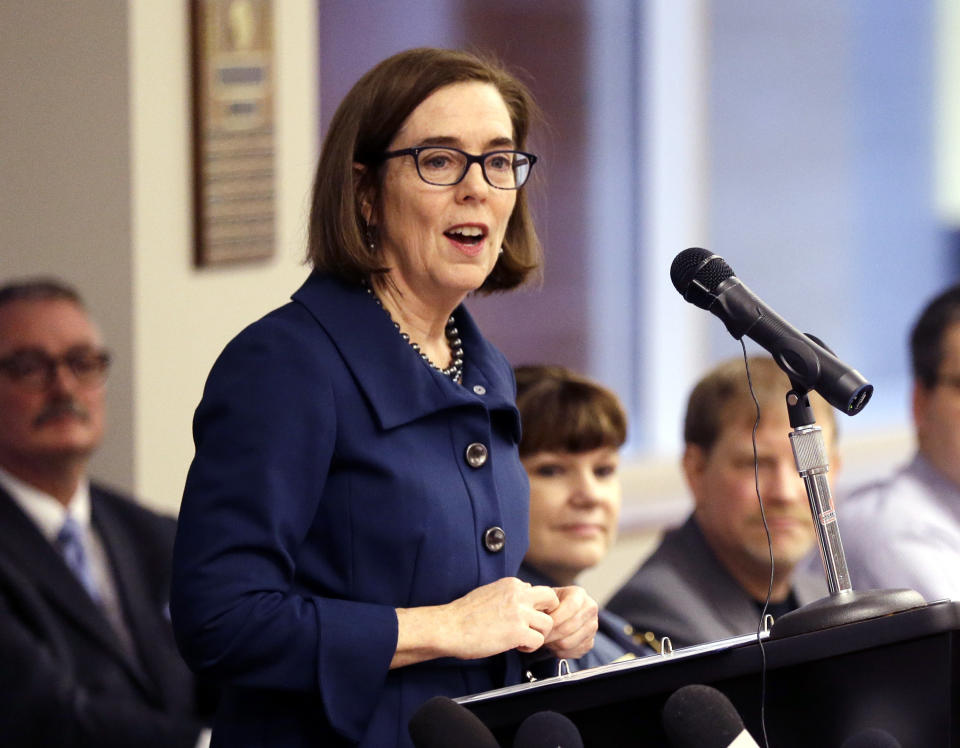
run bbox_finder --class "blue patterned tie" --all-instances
[56,516,101,603]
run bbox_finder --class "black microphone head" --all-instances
[513,710,584,748]
[840,728,902,748]
[409,696,500,748]
[662,684,746,748]
[670,248,736,309]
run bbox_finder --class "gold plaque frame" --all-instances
[191,0,276,266]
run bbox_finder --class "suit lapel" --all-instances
[91,492,173,705]
[0,488,119,650]
[680,518,762,634]
[0,487,158,697]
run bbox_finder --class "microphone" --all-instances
[670,248,873,416]
[513,710,584,748]
[840,728,902,747]
[408,696,500,748]
[662,684,760,748]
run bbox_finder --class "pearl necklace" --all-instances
[365,283,464,383]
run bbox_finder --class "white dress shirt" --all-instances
[837,453,960,603]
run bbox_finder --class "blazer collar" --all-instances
[292,272,520,433]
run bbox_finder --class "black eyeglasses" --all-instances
[381,146,538,190]
[0,347,111,390]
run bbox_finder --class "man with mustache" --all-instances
[607,356,832,649]
[0,279,212,746]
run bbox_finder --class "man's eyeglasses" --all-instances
[381,146,538,190]
[0,348,111,389]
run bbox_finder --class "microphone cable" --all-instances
[740,342,773,748]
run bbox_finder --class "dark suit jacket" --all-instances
[606,516,827,649]
[171,272,529,747]
[0,482,211,747]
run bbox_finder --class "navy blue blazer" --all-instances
[171,272,530,747]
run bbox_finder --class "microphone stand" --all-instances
[769,387,925,639]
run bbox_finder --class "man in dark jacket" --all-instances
[607,357,832,649]
[0,277,213,747]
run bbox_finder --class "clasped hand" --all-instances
[392,577,598,668]
[444,577,598,660]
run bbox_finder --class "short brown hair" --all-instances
[307,47,542,292]
[684,356,837,452]
[515,365,627,457]
[0,277,84,311]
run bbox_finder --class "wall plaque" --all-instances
[191,0,275,266]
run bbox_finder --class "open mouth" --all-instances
[444,226,486,246]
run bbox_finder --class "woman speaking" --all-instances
[170,47,597,747]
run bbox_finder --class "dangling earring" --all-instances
[364,223,376,251]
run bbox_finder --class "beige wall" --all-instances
[129,1,318,514]
[2,1,318,515]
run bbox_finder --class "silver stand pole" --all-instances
[770,389,925,639]
[788,422,851,596]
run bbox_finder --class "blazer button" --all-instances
[483,526,505,552]
[472,384,487,396]
[465,442,488,468]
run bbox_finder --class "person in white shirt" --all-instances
[839,283,960,602]
[0,278,213,747]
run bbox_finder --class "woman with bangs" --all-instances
[515,365,654,672]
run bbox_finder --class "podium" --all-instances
[458,600,960,747]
